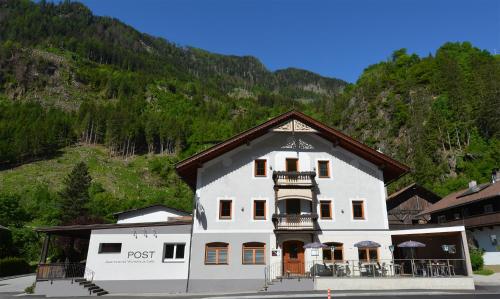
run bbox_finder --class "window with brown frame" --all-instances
[242,242,265,265]
[352,200,365,220]
[205,242,229,265]
[219,200,232,219]
[318,160,330,178]
[254,200,266,220]
[358,247,378,262]
[286,158,298,172]
[254,159,267,177]
[322,243,343,262]
[320,201,332,219]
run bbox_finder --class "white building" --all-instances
[35,111,474,296]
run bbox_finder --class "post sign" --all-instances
[271,249,281,257]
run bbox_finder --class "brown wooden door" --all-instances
[283,240,304,275]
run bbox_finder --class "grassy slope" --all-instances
[0,145,191,217]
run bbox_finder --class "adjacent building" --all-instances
[420,170,500,266]
[387,183,441,226]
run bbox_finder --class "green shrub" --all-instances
[24,282,35,294]
[0,257,32,277]
[470,248,484,271]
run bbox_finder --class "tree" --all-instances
[58,162,92,224]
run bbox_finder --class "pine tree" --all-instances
[58,162,92,224]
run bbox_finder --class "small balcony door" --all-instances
[286,198,301,215]
[283,240,305,275]
[286,158,298,172]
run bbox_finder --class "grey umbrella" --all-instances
[353,240,381,248]
[397,240,426,248]
[303,242,328,249]
[398,240,426,259]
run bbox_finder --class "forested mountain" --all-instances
[0,0,499,261]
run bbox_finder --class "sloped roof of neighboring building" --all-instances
[420,181,500,215]
[35,219,192,237]
[387,183,441,210]
[112,204,191,217]
[0,224,9,231]
[176,110,409,188]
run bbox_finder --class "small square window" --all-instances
[484,204,494,213]
[254,160,267,177]
[352,201,365,220]
[318,161,330,178]
[219,200,232,219]
[254,200,266,220]
[163,243,185,262]
[320,201,332,219]
[98,243,122,254]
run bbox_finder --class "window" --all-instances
[254,200,266,220]
[358,248,378,262]
[453,213,461,220]
[320,201,332,219]
[286,158,298,172]
[163,243,185,261]
[318,160,330,178]
[322,243,343,262]
[205,242,229,265]
[254,159,267,177]
[219,200,232,219]
[352,200,365,220]
[242,242,265,265]
[98,243,122,254]
[484,204,494,213]
[437,215,446,223]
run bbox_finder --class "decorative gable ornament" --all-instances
[272,119,317,133]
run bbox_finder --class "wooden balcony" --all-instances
[272,213,318,230]
[273,171,316,187]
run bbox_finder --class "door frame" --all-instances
[282,240,305,275]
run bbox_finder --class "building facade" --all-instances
[176,111,408,292]
[421,170,500,266]
[34,111,475,295]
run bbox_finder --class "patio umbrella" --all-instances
[303,242,328,249]
[397,240,426,259]
[397,240,426,248]
[353,240,381,248]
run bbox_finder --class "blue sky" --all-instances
[75,0,499,82]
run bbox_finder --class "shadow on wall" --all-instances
[196,194,208,230]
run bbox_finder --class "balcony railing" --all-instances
[273,171,316,187]
[36,263,94,282]
[272,213,318,230]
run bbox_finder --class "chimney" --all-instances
[468,180,477,189]
[492,168,500,184]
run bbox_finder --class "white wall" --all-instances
[86,225,191,281]
[470,226,500,265]
[117,206,188,224]
[194,131,387,233]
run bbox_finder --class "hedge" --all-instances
[0,257,32,277]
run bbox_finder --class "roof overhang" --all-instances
[176,110,409,188]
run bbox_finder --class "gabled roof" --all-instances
[420,181,500,215]
[113,204,191,217]
[176,110,409,188]
[387,183,441,210]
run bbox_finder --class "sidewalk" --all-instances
[0,275,35,293]
[474,273,500,286]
